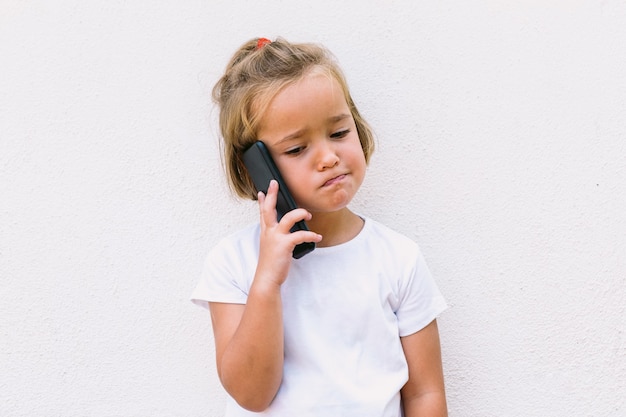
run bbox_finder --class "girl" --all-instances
[192,37,448,417]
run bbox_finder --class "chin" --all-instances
[301,189,356,213]
[315,201,353,214]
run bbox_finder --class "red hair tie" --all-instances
[256,37,272,50]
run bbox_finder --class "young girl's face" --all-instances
[256,70,366,215]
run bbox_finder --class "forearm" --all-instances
[218,280,284,411]
[400,320,447,417]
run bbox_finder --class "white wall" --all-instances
[2,1,625,416]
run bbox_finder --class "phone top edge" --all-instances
[245,141,300,211]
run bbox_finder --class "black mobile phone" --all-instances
[242,141,315,259]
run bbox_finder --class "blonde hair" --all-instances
[213,37,375,200]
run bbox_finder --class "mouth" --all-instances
[322,174,346,187]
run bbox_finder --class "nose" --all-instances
[316,141,339,171]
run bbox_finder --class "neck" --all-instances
[305,208,364,248]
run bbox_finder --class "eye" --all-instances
[285,146,305,155]
[330,129,350,139]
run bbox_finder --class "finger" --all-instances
[264,179,279,211]
[257,190,266,219]
[277,208,312,233]
[277,209,323,244]
[258,180,279,225]
[288,229,323,246]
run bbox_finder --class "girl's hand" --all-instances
[255,180,322,288]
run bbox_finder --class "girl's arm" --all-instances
[209,284,283,412]
[400,319,448,417]
[209,181,321,412]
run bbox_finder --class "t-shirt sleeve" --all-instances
[190,236,252,310]
[394,245,448,337]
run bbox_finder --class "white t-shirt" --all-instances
[191,217,447,417]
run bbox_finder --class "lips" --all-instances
[323,174,346,187]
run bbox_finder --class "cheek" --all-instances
[278,160,302,178]
[277,162,308,192]
[352,154,368,187]
[347,145,367,173]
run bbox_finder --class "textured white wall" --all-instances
[2,1,625,416]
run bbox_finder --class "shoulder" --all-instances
[192,223,260,306]
[359,218,434,285]
[202,222,261,285]
[207,222,260,262]
[363,217,421,259]
[365,218,416,245]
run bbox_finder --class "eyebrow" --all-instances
[276,129,306,145]
[328,113,352,123]
[276,113,352,144]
